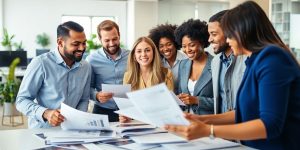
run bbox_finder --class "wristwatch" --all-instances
[209,124,215,140]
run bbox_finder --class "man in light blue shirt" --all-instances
[16,21,91,128]
[208,10,246,114]
[86,20,129,122]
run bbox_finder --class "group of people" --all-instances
[15,1,300,150]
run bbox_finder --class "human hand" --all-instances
[165,114,210,140]
[119,115,132,123]
[178,93,198,105]
[43,109,65,126]
[96,92,113,103]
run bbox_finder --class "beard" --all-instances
[103,44,120,56]
[214,42,230,54]
[64,46,85,62]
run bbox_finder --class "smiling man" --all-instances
[16,21,92,128]
[86,20,129,122]
[208,10,246,114]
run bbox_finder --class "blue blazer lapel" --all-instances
[181,60,192,94]
[193,54,213,96]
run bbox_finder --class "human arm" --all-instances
[165,113,266,140]
[42,109,65,126]
[15,58,48,124]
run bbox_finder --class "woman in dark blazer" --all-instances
[165,1,300,150]
[175,19,214,115]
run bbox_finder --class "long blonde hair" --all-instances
[125,37,166,90]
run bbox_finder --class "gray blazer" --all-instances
[177,53,214,115]
[211,54,246,114]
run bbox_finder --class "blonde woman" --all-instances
[119,37,174,122]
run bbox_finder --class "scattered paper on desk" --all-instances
[44,130,116,138]
[130,132,187,144]
[102,84,131,98]
[162,137,240,150]
[126,83,190,127]
[61,103,110,130]
[113,97,133,110]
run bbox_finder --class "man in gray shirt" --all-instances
[87,20,129,122]
[208,10,246,114]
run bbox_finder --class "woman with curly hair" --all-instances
[119,36,174,123]
[148,24,187,94]
[175,19,214,115]
[165,1,300,150]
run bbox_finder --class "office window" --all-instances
[61,16,115,38]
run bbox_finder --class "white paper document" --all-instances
[130,132,187,144]
[102,84,131,98]
[162,137,240,150]
[171,91,186,106]
[115,107,152,125]
[126,83,190,127]
[113,97,134,110]
[61,103,110,130]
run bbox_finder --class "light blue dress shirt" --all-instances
[16,50,92,128]
[86,48,129,109]
[218,52,234,113]
[162,51,187,94]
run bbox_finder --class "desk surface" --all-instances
[0,127,255,150]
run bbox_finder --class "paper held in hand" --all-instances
[60,103,110,130]
[115,83,190,127]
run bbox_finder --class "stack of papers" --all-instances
[35,130,116,145]
[61,103,110,131]
[113,122,167,137]
[162,137,240,150]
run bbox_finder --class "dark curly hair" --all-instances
[175,19,210,48]
[148,23,180,50]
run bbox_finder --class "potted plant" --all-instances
[0,58,21,116]
[1,28,15,50]
[36,32,50,50]
[85,34,102,59]
[13,41,24,51]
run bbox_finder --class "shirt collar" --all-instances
[99,47,122,61]
[54,49,81,69]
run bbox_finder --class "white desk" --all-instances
[0,127,255,150]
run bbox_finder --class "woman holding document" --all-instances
[175,19,214,115]
[119,36,174,123]
[165,1,300,150]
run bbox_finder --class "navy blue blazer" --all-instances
[177,52,214,115]
[236,45,300,150]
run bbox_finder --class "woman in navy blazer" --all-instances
[165,1,300,150]
[175,19,214,115]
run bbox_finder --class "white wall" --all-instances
[0,0,3,35]
[134,1,158,43]
[2,0,127,58]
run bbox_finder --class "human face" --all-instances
[134,41,154,68]
[58,30,86,63]
[208,22,229,54]
[99,28,120,55]
[226,37,242,56]
[182,35,203,60]
[158,37,177,61]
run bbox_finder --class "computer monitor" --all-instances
[36,49,50,56]
[0,51,28,67]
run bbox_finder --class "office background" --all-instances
[0,0,299,130]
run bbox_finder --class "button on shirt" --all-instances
[218,52,234,113]
[87,48,130,109]
[162,51,187,94]
[16,50,92,128]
